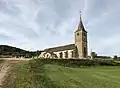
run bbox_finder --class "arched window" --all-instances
[59,52,63,58]
[77,33,79,36]
[47,54,49,58]
[64,51,68,58]
[71,51,74,58]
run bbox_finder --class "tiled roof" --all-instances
[44,44,75,52]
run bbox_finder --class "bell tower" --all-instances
[74,12,88,58]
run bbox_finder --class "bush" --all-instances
[38,58,120,67]
[90,52,97,58]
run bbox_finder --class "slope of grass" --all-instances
[45,64,120,88]
[3,59,120,88]
[3,59,61,88]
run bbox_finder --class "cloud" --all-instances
[85,0,120,56]
[0,0,120,56]
[0,33,13,40]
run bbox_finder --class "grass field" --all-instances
[45,64,120,88]
[3,60,120,88]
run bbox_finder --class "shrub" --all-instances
[90,52,97,58]
[38,58,120,67]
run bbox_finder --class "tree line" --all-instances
[0,45,41,58]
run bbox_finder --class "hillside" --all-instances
[0,45,41,58]
[2,59,120,88]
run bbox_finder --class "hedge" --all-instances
[35,58,120,67]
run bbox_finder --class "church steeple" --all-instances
[76,11,87,32]
[74,11,88,58]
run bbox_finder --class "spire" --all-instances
[80,11,82,21]
[76,11,87,32]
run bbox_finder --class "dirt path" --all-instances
[0,61,11,87]
[0,60,21,88]
[0,59,29,88]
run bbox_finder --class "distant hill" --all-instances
[0,45,41,58]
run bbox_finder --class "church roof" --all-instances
[44,44,75,52]
[75,13,87,33]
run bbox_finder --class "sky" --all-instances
[0,0,120,56]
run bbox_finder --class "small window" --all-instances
[83,32,86,36]
[77,33,79,36]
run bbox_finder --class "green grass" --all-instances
[3,59,120,88]
[45,65,120,88]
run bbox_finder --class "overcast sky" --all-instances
[0,0,120,56]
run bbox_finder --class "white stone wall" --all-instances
[39,52,46,58]
[45,53,51,58]
[54,52,60,58]
[68,50,74,58]
[39,49,74,59]
[54,49,74,59]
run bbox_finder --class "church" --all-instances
[39,13,88,59]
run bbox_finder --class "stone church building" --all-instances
[39,14,88,59]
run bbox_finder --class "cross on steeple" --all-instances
[80,11,82,20]
[74,11,88,58]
